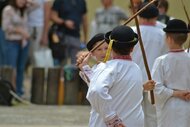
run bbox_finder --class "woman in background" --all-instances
[2,0,36,96]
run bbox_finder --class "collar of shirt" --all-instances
[112,55,132,61]
[169,49,184,52]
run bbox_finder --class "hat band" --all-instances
[109,36,138,44]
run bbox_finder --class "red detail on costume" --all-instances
[113,55,132,60]
[169,49,184,52]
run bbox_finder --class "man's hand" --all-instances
[76,51,90,70]
[173,90,190,101]
[116,123,126,127]
[64,20,75,29]
[143,80,155,91]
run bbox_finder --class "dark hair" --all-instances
[9,0,27,17]
[112,45,134,55]
[166,33,188,46]
[158,0,169,12]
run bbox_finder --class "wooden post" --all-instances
[79,79,89,105]
[31,67,45,104]
[46,67,61,105]
[0,66,14,87]
[64,65,80,105]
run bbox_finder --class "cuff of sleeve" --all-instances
[82,65,91,71]
[105,115,122,127]
[168,89,174,97]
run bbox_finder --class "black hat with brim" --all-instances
[163,19,190,33]
[104,26,138,48]
[87,33,105,51]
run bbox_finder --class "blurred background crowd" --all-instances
[0,0,189,100]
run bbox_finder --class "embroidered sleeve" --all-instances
[105,115,123,127]
[152,58,173,109]
[82,65,93,80]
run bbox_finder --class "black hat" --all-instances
[104,25,138,48]
[163,19,190,33]
[87,33,104,51]
[138,2,159,19]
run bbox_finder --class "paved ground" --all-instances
[0,105,90,127]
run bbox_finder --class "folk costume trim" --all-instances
[169,49,184,53]
[113,55,132,61]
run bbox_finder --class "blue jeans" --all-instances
[6,40,29,96]
[0,28,6,66]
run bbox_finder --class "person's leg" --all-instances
[5,41,19,94]
[67,36,81,64]
[6,41,19,68]
[16,42,30,96]
[0,28,7,66]
[28,26,43,65]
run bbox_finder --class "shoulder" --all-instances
[3,5,13,11]
[156,21,166,29]
[111,6,124,12]
[95,7,104,14]
[154,54,168,65]
[2,5,14,14]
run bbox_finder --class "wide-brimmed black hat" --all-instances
[87,33,104,51]
[138,2,159,19]
[104,25,138,48]
[163,19,190,33]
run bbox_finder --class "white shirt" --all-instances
[87,60,144,127]
[94,6,128,34]
[156,21,166,29]
[152,51,190,127]
[28,0,49,27]
[132,25,168,82]
[131,25,168,127]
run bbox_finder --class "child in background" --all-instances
[152,19,190,127]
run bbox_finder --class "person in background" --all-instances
[50,0,88,65]
[152,19,190,127]
[90,0,128,37]
[27,0,52,66]
[2,0,37,96]
[0,0,9,66]
[128,0,142,14]
[157,0,171,25]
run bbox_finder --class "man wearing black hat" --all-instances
[152,19,190,127]
[86,25,144,127]
[131,2,168,127]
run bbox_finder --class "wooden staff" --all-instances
[130,0,155,104]
[181,0,190,52]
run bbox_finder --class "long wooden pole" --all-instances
[181,0,190,53]
[130,0,155,104]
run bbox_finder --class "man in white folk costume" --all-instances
[86,25,144,127]
[131,3,168,127]
[152,19,190,127]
